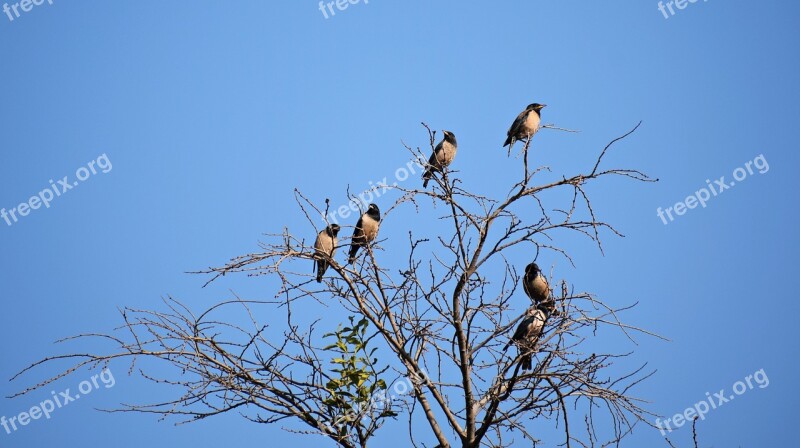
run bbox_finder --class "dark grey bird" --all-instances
[422,130,458,188]
[313,224,341,282]
[348,203,381,264]
[503,103,546,149]
[523,262,559,315]
[502,304,549,370]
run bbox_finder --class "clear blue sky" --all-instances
[1,1,797,446]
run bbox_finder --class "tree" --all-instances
[13,121,661,448]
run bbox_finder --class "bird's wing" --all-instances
[425,146,439,171]
[522,272,533,301]
[507,109,529,137]
[428,141,445,168]
[351,217,366,243]
[511,316,533,342]
[313,231,325,252]
[529,311,547,338]
[541,275,551,299]
[434,140,444,156]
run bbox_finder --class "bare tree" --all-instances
[12,120,661,448]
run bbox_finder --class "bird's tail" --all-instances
[315,260,326,283]
[521,354,532,371]
[503,136,513,148]
[348,246,359,265]
[502,341,511,352]
[422,167,433,188]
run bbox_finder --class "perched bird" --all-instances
[313,224,341,282]
[522,262,550,304]
[523,262,559,315]
[348,203,381,264]
[503,304,549,370]
[503,103,546,149]
[422,130,458,188]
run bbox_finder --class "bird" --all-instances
[502,304,549,370]
[522,262,550,304]
[313,224,341,282]
[348,203,381,264]
[503,103,546,150]
[422,130,458,188]
[523,262,559,315]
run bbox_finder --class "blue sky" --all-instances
[0,0,797,446]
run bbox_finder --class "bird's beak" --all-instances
[539,104,547,109]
